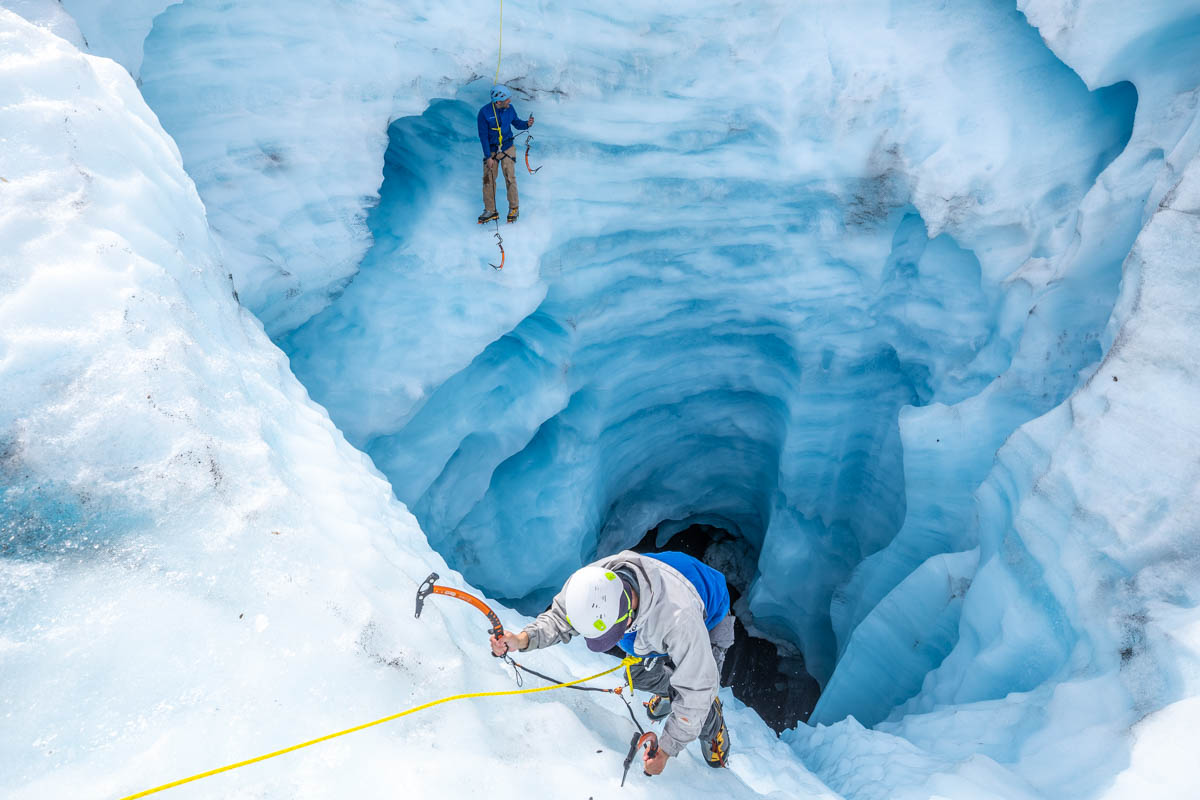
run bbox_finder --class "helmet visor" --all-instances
[583,585,633,652]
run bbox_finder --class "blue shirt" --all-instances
[618,551,730,656]
[477,102,530,158]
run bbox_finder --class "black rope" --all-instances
[507,657,646,736]
[505,653,653,785]
[501,653,524,687]
[508,660,614,694]
[618,687,646,735]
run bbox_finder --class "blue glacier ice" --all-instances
[3,0,1200,798]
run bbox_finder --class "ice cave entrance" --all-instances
[632,522,822,731]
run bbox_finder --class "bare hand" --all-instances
[490,630,528,656]
[528,115,535,126]
[643,748,669,776]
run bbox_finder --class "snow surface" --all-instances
[3,1,1200,798]
[1,0,83,48]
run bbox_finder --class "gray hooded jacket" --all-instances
[520,550,721,756]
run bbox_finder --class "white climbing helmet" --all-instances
[563,566,634,652]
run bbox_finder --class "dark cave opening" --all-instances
[631,523,821,733]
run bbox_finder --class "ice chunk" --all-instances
[0,0,86,48]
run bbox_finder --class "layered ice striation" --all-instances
[5,0,1200,798]
[0,12,828,799]
[282,0,1139,699]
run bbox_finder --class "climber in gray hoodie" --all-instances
[491,550,734,773]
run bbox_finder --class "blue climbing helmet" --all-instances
[491,84,512,102]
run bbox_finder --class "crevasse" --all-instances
[4,0,1200,798]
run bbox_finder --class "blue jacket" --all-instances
[618,551,730,656]
[477,102,530,158]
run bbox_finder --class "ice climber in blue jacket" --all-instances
[490,550,734,773]
[477,84,533,224]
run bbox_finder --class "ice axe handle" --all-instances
[487,609,506,658]
[415,573,506,658]
[620,731,641,787]
[639,732,659,776]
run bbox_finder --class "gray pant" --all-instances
[628,614,735,743]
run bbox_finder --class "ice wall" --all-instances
[277,0,1138,695]
[793,5,1200,797]
[844,138,1200,800]
[6,1,1200,798]
[1,0,84,47]
[0,11,838,799]
[812,0,1200,730]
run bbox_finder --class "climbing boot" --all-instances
[644,694,671,721]
[478,210,499,224]
[701,698,730,768]
[507,208,519,223]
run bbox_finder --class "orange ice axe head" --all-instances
[415,573,506,651]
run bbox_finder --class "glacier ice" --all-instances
[3,0,1200,798]
[279,0,1140,697]
[0,12,828,799]
[1,0,83,48]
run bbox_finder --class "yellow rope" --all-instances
[118,656,641,800]
[494,0,503,85]
[490,0,505,152]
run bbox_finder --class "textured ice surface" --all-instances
[0,11,836,799]
[0,0,84,47]
[279,0,1139,694]
[55,0,176,75]
[5,1,1200,799]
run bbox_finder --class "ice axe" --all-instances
[524,134,542,174]
[621,731,659,786]
[415,572,507,656]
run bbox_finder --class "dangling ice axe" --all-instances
[489,224,505,270]
[524,134,542,174]
[415,573,506,656]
